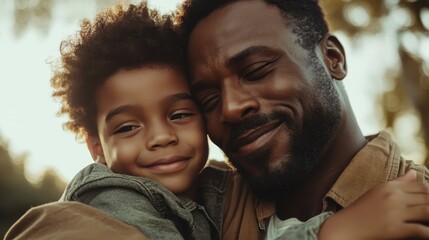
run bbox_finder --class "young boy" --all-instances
[44,2,429,240]
[51,2,220,239]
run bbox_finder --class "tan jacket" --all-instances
[222,131,429,239]
[4,201,148,240]
[5,131,429,240]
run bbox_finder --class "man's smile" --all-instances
[233,120,284,156]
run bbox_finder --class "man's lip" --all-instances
[232,120,283,150]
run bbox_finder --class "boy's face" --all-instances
[90,65,208,194]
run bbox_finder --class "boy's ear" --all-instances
[320,34,347,80]
[86,135,106,164]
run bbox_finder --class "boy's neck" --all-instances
[178,180,199,202]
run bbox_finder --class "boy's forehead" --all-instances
[96,66,190,105]
[93,65,198,127]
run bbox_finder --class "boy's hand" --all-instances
[318,170,429,240]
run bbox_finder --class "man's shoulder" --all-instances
[364,131,428,183]
[401,159,429,183]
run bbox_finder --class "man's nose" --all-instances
[146,123,178,150]
[220,80,259,123]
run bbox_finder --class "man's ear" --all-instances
[320,34,347,80]
[86,135,106,164]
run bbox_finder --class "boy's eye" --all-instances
[170,112,194,120]
[113,125,139,134]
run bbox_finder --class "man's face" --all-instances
[188,0,342,199]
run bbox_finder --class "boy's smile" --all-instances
[90,65,208,195]
[144,155,192,175]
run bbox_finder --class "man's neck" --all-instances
[274,162,346,221]
[275,116,367,221]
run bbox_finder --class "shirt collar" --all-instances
[254,131,401,228]
[324,131,401,209]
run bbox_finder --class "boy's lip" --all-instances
[145,156,191,174]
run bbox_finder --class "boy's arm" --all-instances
[4,201,148,240]
[269,170,429,240]
[318,170,429,240]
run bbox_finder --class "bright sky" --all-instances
[0,0,425,183]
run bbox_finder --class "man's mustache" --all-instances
[226,110,295,150]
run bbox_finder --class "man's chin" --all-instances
[228,145,271,171]
[232,157,312,201]
[242,170,294,201]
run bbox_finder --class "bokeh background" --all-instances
[1,0,428,236]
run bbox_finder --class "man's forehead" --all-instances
[191,0,285,33]
[188,1,290,62]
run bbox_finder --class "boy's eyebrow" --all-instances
[164,93,194,104]
[105,105,136,123]
[105,93,194,122]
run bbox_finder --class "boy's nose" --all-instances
[146,124,178,150]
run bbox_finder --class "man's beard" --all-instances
[227,57,342,200]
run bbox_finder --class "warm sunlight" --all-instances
[0,0,426,185]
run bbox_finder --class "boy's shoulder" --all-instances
[61,163,173,202]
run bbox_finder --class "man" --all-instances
[177,0,429,238]
[5,0,429,239]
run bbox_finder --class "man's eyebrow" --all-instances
[227,45,272,68]
[191,46,277,93]
[190,80,207,94]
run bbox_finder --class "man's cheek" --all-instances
[207,128,223,148]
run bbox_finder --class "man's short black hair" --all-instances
[177,0,329,51]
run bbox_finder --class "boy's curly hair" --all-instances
[51,2,184,139]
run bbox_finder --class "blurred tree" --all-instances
[12,0,133,38]
[321,0,429,166]
[9,0,429,162]
[0,136,66,237]
[13,0,55,37]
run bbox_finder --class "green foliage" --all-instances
[12,1,428,165]
[13,0,54,37]
[0,138,66,237]
[322,0,429,165]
